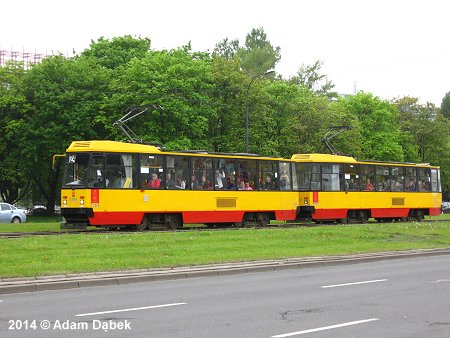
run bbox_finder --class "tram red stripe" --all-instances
[429,207,441,216]
[89,209,298,225]
[313,207,440,220]
[89,212,144,225]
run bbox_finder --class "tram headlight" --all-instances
[63,200,67,205]
[304,198,309,205]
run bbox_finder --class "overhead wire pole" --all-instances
[245,69,275,153]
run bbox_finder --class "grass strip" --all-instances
[1,214,450,233]
[1,221,449,278]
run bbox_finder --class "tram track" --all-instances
[1,219,448,238]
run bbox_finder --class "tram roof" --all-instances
[291,153,438,168]
[66,140,285,160]
[67,140,163,153]
[66,142,438,168]
[291,153,357,163]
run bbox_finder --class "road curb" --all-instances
[1,248,450,295]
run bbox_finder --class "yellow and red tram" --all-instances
[293,154,442,223]
[60,140,442,229]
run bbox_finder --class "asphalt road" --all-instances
[1,254,450,337]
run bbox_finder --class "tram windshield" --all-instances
[62,153,92,188]
[62,152,136,189]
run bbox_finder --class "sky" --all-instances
[1,0,449,106]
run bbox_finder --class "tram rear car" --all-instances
[294,154,442,223]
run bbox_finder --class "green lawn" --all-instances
[1,220,449,278]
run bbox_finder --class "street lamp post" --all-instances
[245,69,275,153]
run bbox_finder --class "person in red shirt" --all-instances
[143,173,161,189]
[150,173,161,188]
[364,178,374,191]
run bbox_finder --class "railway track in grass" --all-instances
[0,218,448,238]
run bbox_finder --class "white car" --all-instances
[0,203,27,223]
[442,201,450,214]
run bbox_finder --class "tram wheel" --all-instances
[415,210,424,222]
[134,222,147,232]
[257,213,270,227]
[358,211,368,224]
[165,214,183,230]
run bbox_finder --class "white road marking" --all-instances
[272,318,379,337]
[75,302,187,317]
[430,279,450,283]
[321,279,387,288]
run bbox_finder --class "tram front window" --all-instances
[62,153,91,187]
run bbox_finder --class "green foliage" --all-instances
[0,62,30,203]
[81,35,151,69]
[110,47,215,149]
[213,38,240,59]
[336,92,404,161]
[208,56,247,152]
[22,55,112,210]
[395,97,450,199]
[396,97,449,162]
[290,60,337,98]
[441,91,450,119]
[238,27,281,76]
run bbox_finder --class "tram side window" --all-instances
[237,159,258,190]
[291,163,298,190]
[140,154,164,189]
[105,153,137,189]
[166,156,189,189]
[88,155,106,188]
[375,166,390,191]
[360,165,375,191]
[405,167,417,192]
[214,158,236,190]
[295,163,311,190]
[390,167,405,192]
[418,168,431,192]
[311,164,321,190]
[321,164,342,191]
[430,169,439,192]
[279,162,292,191]
[437,169,442,192]
[259,161,277,191]
[192,157,213,190]
[344,164,359,191]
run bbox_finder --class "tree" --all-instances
[441,91,450,119]
[81,35,151,69]
[395,97,450,199]
[109,47,215,150]
[22,55,111,213]
[209,56,247,152]
[336,92,404,161]
[290,60,337,98]
[213,38,240,59]
[238,27,281,76]
[396,97,448,162]
[0,62,30,204]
